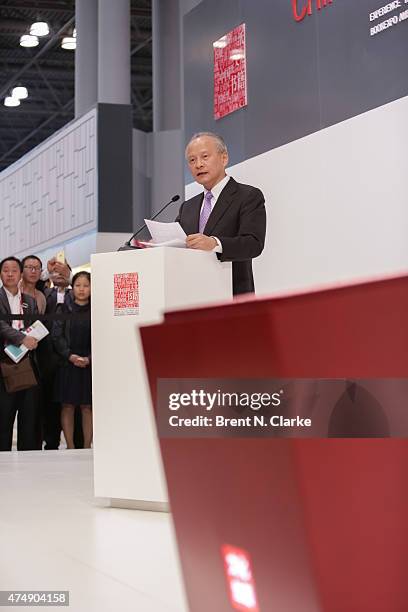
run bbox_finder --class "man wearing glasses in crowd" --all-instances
[2,253,83,450]
[19,255,78,450]
[0,257,40,451]
[20,255,46,314]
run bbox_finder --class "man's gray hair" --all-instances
[186,132,228,156]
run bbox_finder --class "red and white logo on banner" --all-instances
[222,544,260,611]
[113,272,139,316]
[292,0,334,22]
[213,23,247,120]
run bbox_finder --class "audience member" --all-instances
[0,257,41,451]
[52,272,92,449]
[20,255,46,314]
[41,258,85,450]
[44,258,72,312]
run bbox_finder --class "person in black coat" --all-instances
[38,266,73,450]
[176,132,266,295]
[36,258,84,449]
[0,257,41,451]
[52,272,92,449]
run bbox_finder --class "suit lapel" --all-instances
[0,287,11,313]
[204,177,238,236]
[185,193,203,235]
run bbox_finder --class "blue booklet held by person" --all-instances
[5,320,49,363]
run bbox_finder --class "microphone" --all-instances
[118,194,180,251]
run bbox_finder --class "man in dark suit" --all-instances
[176,132,266,295]
[0,256,40,451]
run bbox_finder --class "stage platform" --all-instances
[0,450,187,612]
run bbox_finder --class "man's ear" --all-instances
[222,151,229,168]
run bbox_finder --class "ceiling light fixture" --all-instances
[61,36,76,50]
[20,34,39,48]
[4,96,21,107]
[11,86,28,100]
[30,21,49,37]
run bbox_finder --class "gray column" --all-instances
[75,0,98,118]
[98,0,131,104]
[152,0,182,131]
[179,0,205,133]
[149,0,184,216]
[97,104,133,232]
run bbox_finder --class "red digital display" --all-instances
[222,544,260,611]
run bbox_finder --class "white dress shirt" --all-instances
[56,288,66,304]
[4,287,23,330]
[201,174,230,253]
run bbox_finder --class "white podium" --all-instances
[91,247,232,510]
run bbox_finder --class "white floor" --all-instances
[0,450,189,612]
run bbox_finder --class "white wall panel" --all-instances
[0,109,97,260]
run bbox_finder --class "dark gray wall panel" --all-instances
[241,0,321,160]
[183,0,408,178]
[180,0,204,16]
[317,1,408,126]
[97,103,133,232]
[183,0,244,168]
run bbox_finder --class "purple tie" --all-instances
[199,191,213,233]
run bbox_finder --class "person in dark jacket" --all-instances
[0,256,41,451]
[39,264,73,450]
[52,271,92,449]
[38,258,84,450]
[177,132,266,295]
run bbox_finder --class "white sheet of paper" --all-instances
[138,239,186,248]
[145,220,187,248]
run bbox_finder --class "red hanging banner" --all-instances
[214,23,247,120]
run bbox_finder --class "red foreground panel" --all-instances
[141,275,408,612]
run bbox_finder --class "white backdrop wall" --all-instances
[0,109,97,262]
[186,96,408,295]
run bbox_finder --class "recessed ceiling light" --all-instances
[4,96,21,107]
[20,34,39,48]
[30,22,49,37]
[61,36,76,50]
[11,86,28,100]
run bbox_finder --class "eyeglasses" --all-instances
[24,266,42,272]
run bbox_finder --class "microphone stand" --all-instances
[118,195,180,251]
